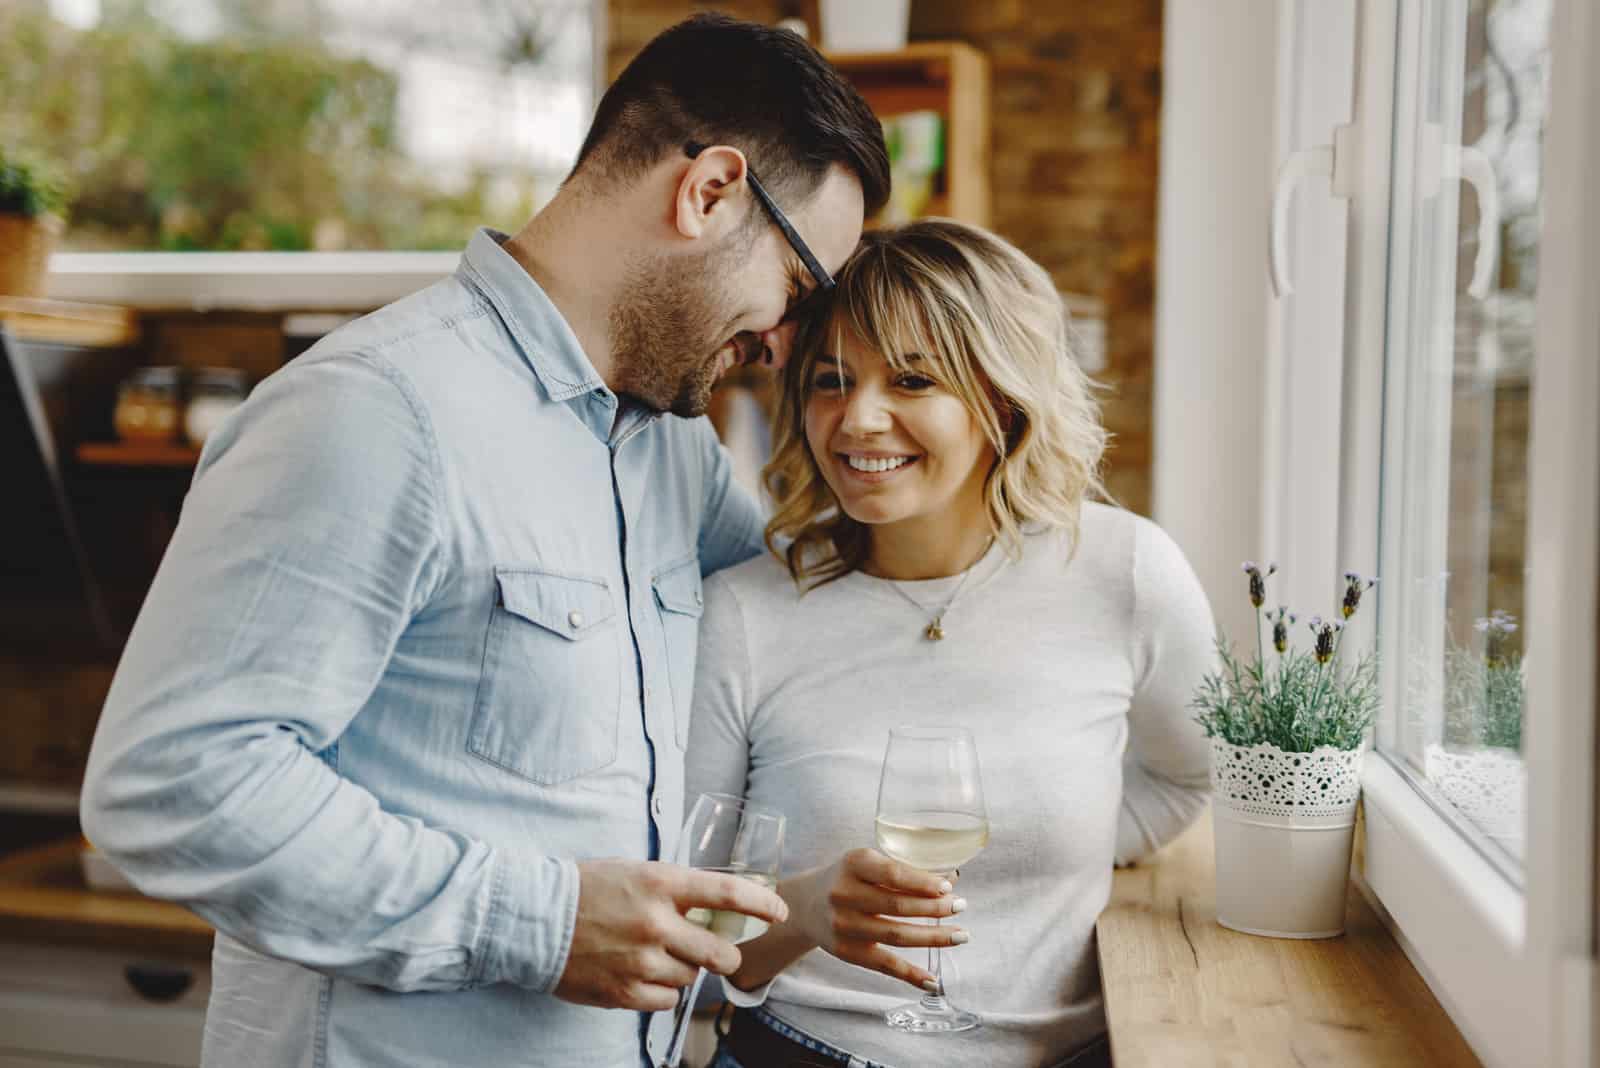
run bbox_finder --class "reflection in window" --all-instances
[1,0,595,250]
[1387,0,1548,871]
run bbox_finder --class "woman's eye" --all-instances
[811,372,846,391]
[896,374,937,391]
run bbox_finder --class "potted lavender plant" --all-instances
[1424,610,1526,858]
[1192,565,1379,938]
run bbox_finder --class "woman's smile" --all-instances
[837,451,923,481]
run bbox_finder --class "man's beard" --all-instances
[609,248,740,418]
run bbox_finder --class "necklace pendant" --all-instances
[924,619,945,641]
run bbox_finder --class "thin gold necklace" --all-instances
[884,538,994,641]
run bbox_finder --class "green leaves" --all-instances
[1443,645,1524,752]
[1193,636,1378,753]
[0,148,70,219]
[0,7,522,250]
[1195,565,1380,752]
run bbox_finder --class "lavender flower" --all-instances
[1475,610,1519,661]
[1474,609,1519,636]
[1308,616,1343,664]
[1341,572,1377,619]
[1268,606,1295,653]
[1241,561,1277,608]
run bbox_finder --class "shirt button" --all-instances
[567,610,584,629]
[694,590,703,606]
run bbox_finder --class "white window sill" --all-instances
[1360,750,1535,1068]
[46,252,457,313]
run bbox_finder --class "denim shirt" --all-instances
[80,229,765,1068]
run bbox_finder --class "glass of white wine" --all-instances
[666,793,785,1064]
[874,725,989,1034]
[678,792,785,942]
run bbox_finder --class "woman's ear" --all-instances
[673,144,749,240]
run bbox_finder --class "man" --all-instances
[80,14,888,1067]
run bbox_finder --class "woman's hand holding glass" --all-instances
[779,846,966,991]
[875,725,988,1033]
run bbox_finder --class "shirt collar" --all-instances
[457,227,605,404]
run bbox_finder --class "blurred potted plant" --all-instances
[1425,610,1526,855]
[0,147,69,297]
[1193,566,1379,938]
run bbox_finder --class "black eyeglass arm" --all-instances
[684,141,835,293]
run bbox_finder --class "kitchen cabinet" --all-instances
[0,941,208,1068]
[0,838,212,1068]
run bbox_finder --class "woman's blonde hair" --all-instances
[764,218,1109,586]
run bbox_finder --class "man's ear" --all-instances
[673,144,749,241]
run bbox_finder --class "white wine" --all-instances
[685,868,777,944]
[874,811,989,872]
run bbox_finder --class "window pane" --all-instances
[1,0,595,250]
[1381,0,1548,872]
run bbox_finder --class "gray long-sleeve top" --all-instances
[685,503,1216,1068]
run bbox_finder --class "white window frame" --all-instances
[45,251,457,312]
[1271,1,1599,1065]
[38,0,608,314]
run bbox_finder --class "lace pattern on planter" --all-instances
[1210,739,1362,817]
[1424,745,1526,839]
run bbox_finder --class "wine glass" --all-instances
[666,793,785,1064]
[874,725,989,1034]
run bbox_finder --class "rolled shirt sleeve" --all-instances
[81,351,577,994]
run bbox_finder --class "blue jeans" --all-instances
[707,1008,1113,1068]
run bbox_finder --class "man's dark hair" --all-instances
[574,13,890,218]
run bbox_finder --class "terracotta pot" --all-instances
[0,213,63,297]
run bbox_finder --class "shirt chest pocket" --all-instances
[651,557,703,750]
[468,568,621,785]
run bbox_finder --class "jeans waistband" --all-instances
[725,1005,1111,1068]
[726,1006,891,1068]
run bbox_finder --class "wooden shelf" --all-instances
[0,297,139,348]
[76,441,200,468]
[826,41,991,227]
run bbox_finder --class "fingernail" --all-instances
[921,978,940,993]
[951,897,967,914]
[937,880,953,895]
[950,930,970,945]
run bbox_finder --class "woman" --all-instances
[685,220,1214,1068]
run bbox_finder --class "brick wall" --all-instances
[608,1,1164,513]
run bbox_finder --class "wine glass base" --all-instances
[884,1000,981,1034]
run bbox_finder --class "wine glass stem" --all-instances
[923,916,947,1008]
[921,868,955,1009]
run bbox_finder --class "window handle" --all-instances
[1417,123,1500,301]
[1450,143,1501,300]
[1269,124,1359,298]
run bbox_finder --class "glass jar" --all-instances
[184,368,250,446]
[113,366,182,443]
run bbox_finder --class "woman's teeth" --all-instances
[845,455,914,473]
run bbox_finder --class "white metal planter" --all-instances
[1423,743,1526,860]
[1210,739,1364,938]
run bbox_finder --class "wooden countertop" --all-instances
[1097,808,1481,1067]
[0,838,213,958]
[0,296,139,348]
